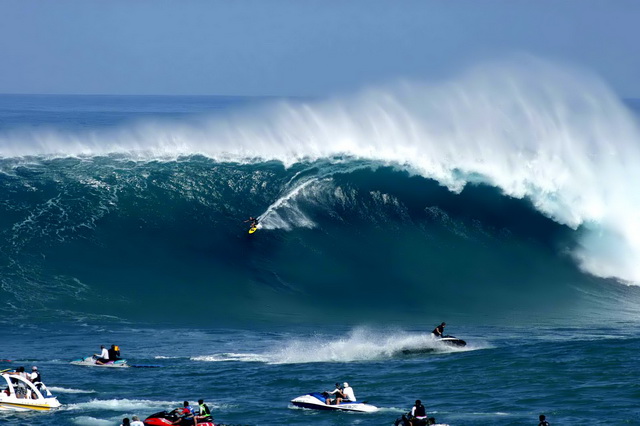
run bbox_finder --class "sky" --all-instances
[1,0,639,97]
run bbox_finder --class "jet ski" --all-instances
[439,335,466,347]
[394,412,449,426]
[401,335,466,355]
[290,392,378,412]
[143,410,215,426]
[70,355,129,368]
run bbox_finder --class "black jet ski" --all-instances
[394,412,449,425]
[401,335,467,355]
[439,335,466,347]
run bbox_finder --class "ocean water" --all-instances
[2,60,640,425]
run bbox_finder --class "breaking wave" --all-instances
[1,57,640,325]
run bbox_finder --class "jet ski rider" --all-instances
[411,399,428,422]
[171,401,194,425]
[108,345,121,361]
[95,345,109,365]
[432,322,446,338]
[195,399,212,422]
[336,382,356,405]
[325,383,345,405]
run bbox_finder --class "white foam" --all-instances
[191,353,269,363]
[266,327,483,364]
[64,398,175,411]
[1,57,639,283]
[48,386,96,394]
[71,417,113,426]
[258,178,325,230]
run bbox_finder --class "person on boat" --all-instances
[432,322,446,338]
[325,382,345,405]
[244,216,259,229]
[8,367,29,398]
[336,382,356,405]
[411,399,428,423]
[195,399,212,422]
[171,401,195,425]
[12,366,28,379]
[95,345,109,364]
[108,344,121,361]
[29,366,42,389]
[539,414,550,426]
[120,418,131,426]
[130,415,144,426]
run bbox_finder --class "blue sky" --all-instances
[1,0,639,96]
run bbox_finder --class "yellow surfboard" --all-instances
[248,226,258,234]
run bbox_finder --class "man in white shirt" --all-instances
[95,345,109,364]
[340,382,356,403]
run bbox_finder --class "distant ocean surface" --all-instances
[2,61,640,425]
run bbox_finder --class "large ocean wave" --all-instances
[1,58,640,324]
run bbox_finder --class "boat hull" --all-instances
[0,398,61,411]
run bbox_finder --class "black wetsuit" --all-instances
[432,325,444,337]
[108,348,120,361]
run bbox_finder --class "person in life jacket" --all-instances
[29,366,42,389]
[411,399,428,422]
[171,401,194,425]
[108,345,121,361]
[195,399,212,422]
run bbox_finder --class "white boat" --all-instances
[290,392,378,413]
[0,372,61,411]
[70,356,129,368]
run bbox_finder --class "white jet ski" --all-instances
[70,355,129,368]
[290,392,378,413]
[0,372,61,411]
